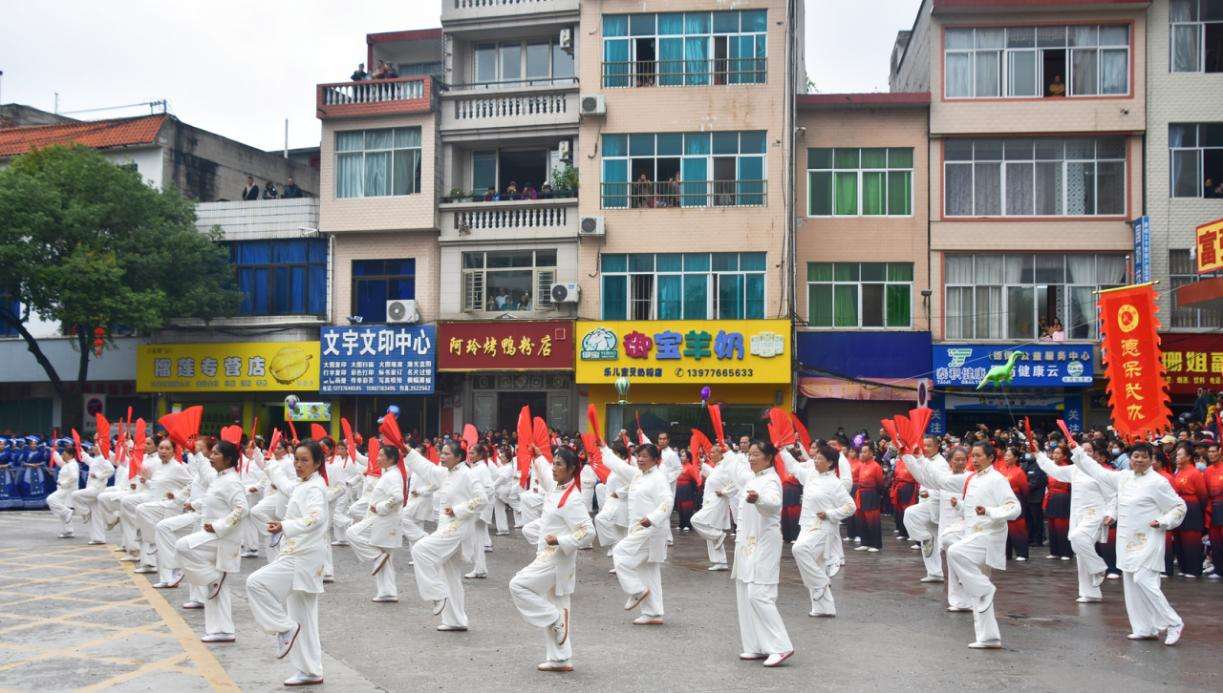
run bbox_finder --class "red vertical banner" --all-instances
[1098,283,1171,441]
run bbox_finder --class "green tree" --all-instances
[0,145,240,427]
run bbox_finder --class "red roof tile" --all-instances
[0,114,166,158]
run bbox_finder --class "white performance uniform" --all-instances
[1071,454,1186,639]
[733,467,793,657]
[782,451,856,616]
[511,479,593,667]
[1039,449,1117,599]
[594,448,632,550]
[97,450,133,536]
[904,453,948,580]
[177,467,247,637]
[466,459,495,577]
[245,473,329,681]
[117,454,158,554]
[607,457,672,619]
[660,446,682,542]
[133,457,193,570]
[491,461,519,533]
[73,454,115,542]
[154,452,216,585]
[406,450,487,629]
[46,458,81,535]
[346,466,405,599]
[911,457,1019,647]
[250,454,299,560]
[690,459,746,567]
[400,469,437,546]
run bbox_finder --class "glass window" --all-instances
[229,240,328,317]
[601,130,768,209]
[336,127,422,198]
[806,262,913,329]
[462,250,557,312]
[1172,1,1223,73]
[526,43,550,80]
[946,24,1129,97]
[806,147,914,216]
[603,10,767,87]
[601,253,764,319]
[352,258,415,323]
[1171,123,1223,198]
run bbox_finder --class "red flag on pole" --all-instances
[1098,283,1172,442]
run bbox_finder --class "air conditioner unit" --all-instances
[386,299,420,324]
[559,28,573,53]
[579,94,606,117]
[578,216,605,237]
[550,283,581,304]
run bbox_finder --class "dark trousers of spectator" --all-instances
[893,483,916,539]
[1026,499,1045,546]
[1211,500,1223,576]
[1006,498,1029,560]
[1045,492,1072,558]
[1097,526,1120,576]
[675,478,698,531]
[846,484,861,540]
[1173,500,1205,577]
[781,481,802,543]
[856,488,882,550]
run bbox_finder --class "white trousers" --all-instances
[241,490,262,553]
[119,491,150,554]
[46,489,74,532]
[691,504,728,565]
[1122,568,1182,637]
[792,527,836,615]
[136,501,179,567]
[410,532,468,628]
[736,581,793,656]
[946,533,1001,644]
[492,499,511,533]
[469,520,489,575]
[97,486,126,527]
[941,529,971,609]
[611,528,664,617]
[330,495,352,541]
[346,522,398,598]
[594,505,625,548]
[246,558,323,678]
[905,501,943,578]
[154,512,198,581]
[72,487,106,542]
[176,532,233,636]
[251,494,288,560]
[510,555,572,663]
[1069,518,1107,599]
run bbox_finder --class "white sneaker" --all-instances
[1046,554,1058,559]
[1126,632,1158,640]
[1164,624,1183,646]
[1060,556,1070,561]
[853,545,870,552]
[436,624,468,632]
[275,624,300,659]
[1091,571,1107,587]
[1106,573,1120,580]
[330,540,349,547]
[551,609,569,646]
[968,640,1002,649]
[464,571,487,579]
[624,589,650,611]
[201,633,235,643]
[919,575,944,583]
[708,563,729,572]
[631,615,664,625]
[762,651,794,667]
[283,673,323,686]
[867,547,879,553]
[432,598,447,615]
[58,531,74,539]
[1016,556,1026,562]
[1075,596,1101,603]
[537,661,573,672]
[181,601,204,609]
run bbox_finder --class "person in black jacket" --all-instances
[282,176,303,199]
[1022,451,1047,546]
[242,176,260,201]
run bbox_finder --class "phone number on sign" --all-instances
[680,368,754,378]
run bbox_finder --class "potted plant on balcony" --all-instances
[550,165,578,199]
[445,187,469,203]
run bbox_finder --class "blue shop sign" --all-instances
[932,344,1094,388]
[320,325,436,395]
[797,331,932,377]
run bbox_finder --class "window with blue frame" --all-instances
[600,252,766,320]
[352,259,416,323]
[601,131,766,209]
[228,240,328,316]
[602,10,767,87]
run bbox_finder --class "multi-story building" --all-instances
[1144,0,1223,408]
[891,0,1149,433]
[573,0,805,438]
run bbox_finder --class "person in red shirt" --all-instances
[853,446,885,553]
[1205,441,1223,579]
[1043,444,1073,560]
[998,447,1031,561]
[890,455,919,544]
[1172,443,1209,577]
[847,447,863,545]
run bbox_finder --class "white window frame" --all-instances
[1170,123,1223,198]
[335,127,422,199]
[461,250,557,313]
[805,262,915,330]
[806,148,914,218]
[1170,0,1223,73]
[471,38,576,87]
[944,24,1130,100]
[599,252,766,320]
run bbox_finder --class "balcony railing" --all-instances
[316,76,433,119]
[443,76,578,91]
[602,59,767,88]
[601,180,768,209]
[440,84,578,132]
[194,198,320,240]
[440,198,578,237]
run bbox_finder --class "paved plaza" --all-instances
[0,510,1219,692]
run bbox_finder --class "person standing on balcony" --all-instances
[262,181,279,200]
[351,63,368,81]
[282,177,303,199]
[242,176,260,201]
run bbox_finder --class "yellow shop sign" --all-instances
[137,342,320,392]
[575,320,791,384]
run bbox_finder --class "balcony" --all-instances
[600,180,768,209]
[442,0,580,26]
[194,198,320,241]
[316,76,433,120]
[438,197,578,242]
[601,58,768,89]
[440,83,578,136]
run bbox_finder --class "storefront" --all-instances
[319,324,438,438]
[137,340,322,439]
[576,320,792,444]
[796,331,932,437]
[931,343,1095,435]
[1158,333,1223,413]
[438,320,576,434]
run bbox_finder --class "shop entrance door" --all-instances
[498,392,547,431]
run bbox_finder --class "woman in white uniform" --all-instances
[464,444,495,579]
[407,441,487,631]
[593,441,632,569]
[734,440,794,667]
[509,447,594,672]
[606,442,672,625]
[783,443,856,617]
[46,441,81,538]
[691,444,744,571]
[346,445,406,602]
[245,440,330,687]
[176,439,248,643]
[73,442,114,544]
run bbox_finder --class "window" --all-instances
[602,10,767,87]
[1170,123,1223,198]
[1170,249,1223,328]
[1171,0,1223,73]
[352,259,416,323]
[335,127,422,198]
[601,131,766,209]
[600,252,765,320]
[470,38,576,86]
[807,148,913,216]
[944,137,1126,217]
[945,24,1129,98]
[228,240,328,316]
[806,263,913,328]
[462,250,556,313]
[465,144,573,199]
[944,253,1127,340]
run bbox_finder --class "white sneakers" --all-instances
[1075,596,1102,603]
[1164,624,1183,646]
[283,673,323,686]
[201,633,235,643]
[464,571,487,579]
[371,595,399,603]
[919,575,944,584]
[762,651,794,667]
[968,640,1003,649]
[708,563,729,572]
[275,624,301,659]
